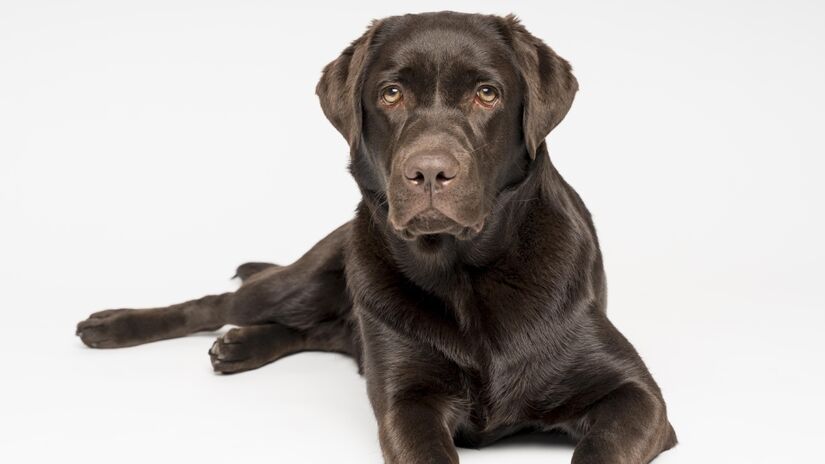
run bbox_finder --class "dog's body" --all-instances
[76,12,676,463]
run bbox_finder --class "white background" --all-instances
[1,0,823,462]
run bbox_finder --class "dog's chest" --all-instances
[455,351,553,446]
[449,280,580,436]
[452,302,555,427]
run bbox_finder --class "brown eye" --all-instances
[476,85,499,106]
[381,85,403,105]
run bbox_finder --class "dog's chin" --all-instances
[391,210,485,242]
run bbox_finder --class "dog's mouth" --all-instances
[391,209,484,241]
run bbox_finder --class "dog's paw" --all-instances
[209,327,280,374]
[76,309,141,348]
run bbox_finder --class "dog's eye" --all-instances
[381,86,403,106]
[475,86,499,106]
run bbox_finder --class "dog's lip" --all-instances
[391,210,484,240]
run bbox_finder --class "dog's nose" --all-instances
[403,152,459,191]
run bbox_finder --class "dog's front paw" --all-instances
[76,309,145,348]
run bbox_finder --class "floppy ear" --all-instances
[315,20,382,153]
[502,15,579,159]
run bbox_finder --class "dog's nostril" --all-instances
[407,171,425,184]
[436,171,455,182]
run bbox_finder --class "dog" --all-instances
[76,11,677,464]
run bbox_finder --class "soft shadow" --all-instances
[484,430,576,450]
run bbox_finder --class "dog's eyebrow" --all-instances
[471,71,506,88]
[374,69,405,86]
[450,66,507,93]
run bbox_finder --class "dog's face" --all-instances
[317,12,578,241]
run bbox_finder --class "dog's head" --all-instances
[317,12,577,241]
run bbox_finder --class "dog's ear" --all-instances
[316,20,382,153]
[501,15,579,159]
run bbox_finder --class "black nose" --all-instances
[403,152,459,191]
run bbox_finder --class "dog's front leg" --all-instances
[570,383,676,464]
[378,399,459,464]
[357,313,466,464]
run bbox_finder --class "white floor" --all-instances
[2,287,822,462]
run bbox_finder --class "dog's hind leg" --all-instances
[76,293,233,348]
[205,222,357,372]
[76,222,355,355]
[208,319,355,374]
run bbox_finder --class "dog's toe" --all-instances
[76,317,111,347]
[209,328,271,374]
[75,309,138,348]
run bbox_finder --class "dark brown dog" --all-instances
[76,12,677,463]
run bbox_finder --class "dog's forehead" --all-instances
[371,20,514,82]
[395,29,498,63]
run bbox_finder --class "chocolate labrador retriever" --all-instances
[76,11,677,464]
